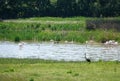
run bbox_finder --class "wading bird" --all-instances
[104,40,118,47]
[50,39,59,44]
[84,53,91,63]
[18,42,25,49]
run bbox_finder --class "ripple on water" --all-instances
[0,41,120,61]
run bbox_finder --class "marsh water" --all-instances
[0,41,120,61]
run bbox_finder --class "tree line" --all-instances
[0,0,120,19]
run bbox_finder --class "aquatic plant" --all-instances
[0,17,120,43]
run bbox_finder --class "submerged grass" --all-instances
[0,58,120,81]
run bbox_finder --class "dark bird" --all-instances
[84,53,91,63]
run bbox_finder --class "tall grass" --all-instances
[0,17,120,43]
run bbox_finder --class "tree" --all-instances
[35,0,51,16]
[99,0,120,17]
[0,0,120,19]
[56,0,76,17]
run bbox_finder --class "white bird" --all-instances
[65,40,68,43]
[114,42,118,45]
[104,40,118,47]
[104,41,109,45]
[50,39,59,44]
[85,40,96,45]
[18,42,25,49]
[50,39,54,42]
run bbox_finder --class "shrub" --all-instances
[14,36,20,42]
[41,27,45,30]
[34,24,41,30]
[9,68,15,72]
[48,24,51,28]
[67,70,72,74]
[51,26,57,31]
[29,78,34,81]
[86,19,120,31]
[74,73,79,76]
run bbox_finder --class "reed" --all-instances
[0,17,120,43]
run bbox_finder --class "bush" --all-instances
[14,36,20,42]
[29,78,34,81]
[86,19,120,31]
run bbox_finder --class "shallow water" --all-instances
[0,41,120,61]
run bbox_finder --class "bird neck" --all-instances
[85,53,87,59]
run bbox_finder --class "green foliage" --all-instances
[9,68,15,72]
[73,73,79,77]
[0,0,120,19]
[4,68,15,72]
[67,70,72,74]
[14,36,20,42]
[29,78,34,81]
[0,17,120,43]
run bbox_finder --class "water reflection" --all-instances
[0,41,120,61]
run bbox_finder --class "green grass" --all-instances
[6,16,87,21]
[0,58,120,81]
[0,17,120,43]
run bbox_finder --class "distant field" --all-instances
[0,58,120,81]
[0,17,120,43]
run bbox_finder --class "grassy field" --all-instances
[0,17,120,43]
[0,58,120,81]
[0,17,120,81]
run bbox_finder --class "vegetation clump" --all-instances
[86,19,120,31]
[14,36,20,42]
[29,78,34,81]
[0,17,120,43]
